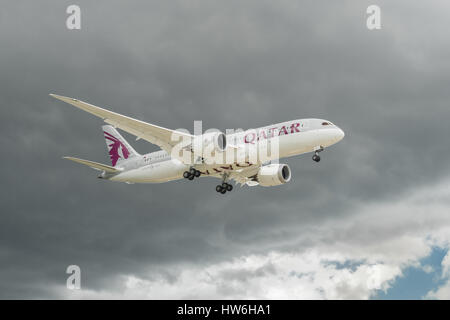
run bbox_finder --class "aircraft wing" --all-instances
[50,94,193,155]
[206,165,260,187]
[229,167,259,186]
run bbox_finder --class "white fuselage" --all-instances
[106,118,345,184]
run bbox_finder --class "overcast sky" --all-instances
[1,0,450,299]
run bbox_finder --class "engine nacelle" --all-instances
[209,131,227,152]
[257,163,291,187]
[192,131,227,155]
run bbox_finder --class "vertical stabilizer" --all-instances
[102,125,139,166]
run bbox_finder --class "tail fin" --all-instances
[102,125,140,166]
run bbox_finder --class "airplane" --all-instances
[50,94,344,194]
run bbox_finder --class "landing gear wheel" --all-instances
[183,171,190,179]
[312,154,321,162]
[220,188,227,194]
[226,184,233,191]
[189,168,196,175]
[188,174,195,180]
[194,170,201,177]
[216,185,223,193]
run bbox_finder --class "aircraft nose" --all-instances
[335,128,345,141]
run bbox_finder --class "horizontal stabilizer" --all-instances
[63,156,122,173]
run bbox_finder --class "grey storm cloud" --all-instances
[1,0,450,298]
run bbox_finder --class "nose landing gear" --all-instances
[312,146,324,163]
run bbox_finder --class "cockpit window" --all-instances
[322,122,330,126]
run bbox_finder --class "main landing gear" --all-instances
[183,168,201,180]
[216,182,233,194]
[184,168,234,194]
[312,146,324,163]
[216,173,233,194]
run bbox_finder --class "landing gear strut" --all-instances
[312,146,324,163]
[183,168,201,180]
[216,173,233,194]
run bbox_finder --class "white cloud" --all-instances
[426,284,450,300]
[58,178,450,300]
[425,251,450,299]
[60,251,401,300]
[421,265,434,274]
[442,251,450,278]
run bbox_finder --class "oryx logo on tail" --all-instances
[104,131,130,166]
[102,125,139,167]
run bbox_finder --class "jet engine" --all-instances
[192,131,227,156]
[207,132,227,152]
[256,163,291,187]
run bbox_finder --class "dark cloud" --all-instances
[1,0,450,298]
